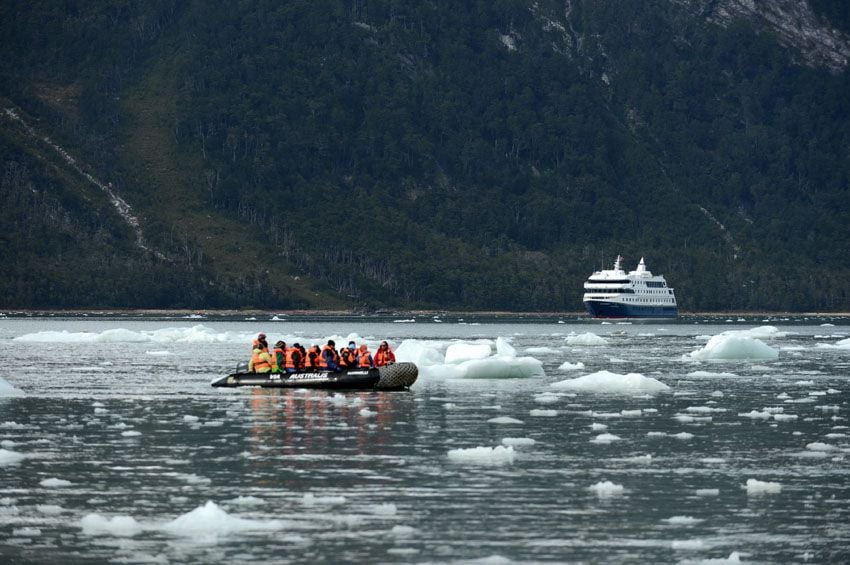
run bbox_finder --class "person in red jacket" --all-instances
[373,341,396,367]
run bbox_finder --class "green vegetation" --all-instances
[1,1,848,311]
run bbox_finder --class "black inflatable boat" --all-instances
[211,362,418,391]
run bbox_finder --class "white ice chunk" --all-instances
[551,370,670,394]
[79,514,143,537]
[559,361,586,371]
[529,409,558,417]
[687,331,779,361]
[745,478,781,495]
[302,493,346,506]
[447,445,516,466]
[533,392,560,404]
[590,433,622,444]
[445,342,492,364]
[161,501,285,536]
[488,416,524,424]
[588,480,624,497]
[566,332,608,346]
[695,488,720,496]
[501,437,536,447]
[40,478,72,488]
[806,442,836,451]
[0,377,25,398]
[664,516,703,525]
[0,449,26,466]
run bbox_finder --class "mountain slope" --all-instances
[1,0,848,311]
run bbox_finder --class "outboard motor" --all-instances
[235,361,249,373]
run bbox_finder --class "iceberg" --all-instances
[687,330,779,361]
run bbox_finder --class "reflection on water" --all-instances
[0,316,849,563]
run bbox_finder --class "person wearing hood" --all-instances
[248,343,273,373]
[357,344,373,368]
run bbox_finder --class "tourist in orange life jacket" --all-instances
[306,345,321,370]
[296,344,307,371]
[357,344,373,368]
[374,341,396,367]
[319,340,341,371]
[248,345,273,373]
[285,343,303,373]
[272,341,286,373]
[252,333,269,353]
[339,344,356,369]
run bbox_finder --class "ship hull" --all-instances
[584,300,678,319]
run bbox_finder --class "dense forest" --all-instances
[1,0,849,311]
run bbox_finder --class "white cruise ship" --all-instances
[582,256,678,318]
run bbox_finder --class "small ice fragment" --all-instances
[588,480,624,497]
[745,478,781,495]
[40,478,72,488]
[590,433,622,444]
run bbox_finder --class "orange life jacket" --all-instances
[358,349,373,368]
[374,347,395,367]
[339,347,356,368]
[318,345,340,368]
[284,348,295,370]
[251,349,272,372]
[306,346,321,369]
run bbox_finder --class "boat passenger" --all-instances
[248,346,273,373]
[357,344,373,368]
[285,343,303,373]
[252,333,269,353]
[374,341,395,367]
[272,341,286,373]
[339,345,356,369]
[320,340,341,371]
[296,344,307,371]
[306,345,321,371]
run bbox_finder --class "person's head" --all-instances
[359,344,368,353]
[293,342,300,349]
[258,333,266,339]
[380,341,389,349]
[327,340,335,347]
[348,341,356,350]
[275,340,285,348]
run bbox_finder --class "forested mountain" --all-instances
[2,0,849,312]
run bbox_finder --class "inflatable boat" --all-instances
[211,362,418,391]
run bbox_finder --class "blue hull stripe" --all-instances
[584,301,678,319]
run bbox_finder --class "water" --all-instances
[1,313,849,563]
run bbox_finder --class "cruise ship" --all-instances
[582,256,678,318]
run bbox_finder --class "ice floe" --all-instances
[588,481,624,497]
[161,501,286,537]
[745,478,781,495]
[0,377,25,397]
[396,337,544,379]
[447,445,516,466]
[80,514,144,537]
[0,449,26,466]
[551,370,670,394]
[566,332,608,346]
[687,329,779,361]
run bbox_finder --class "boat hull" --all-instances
[211,362,418,391]
[584,300,678,319]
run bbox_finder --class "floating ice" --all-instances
[590,433,622,444]
[686,371,739,378]
[529,409,558,417]
[80,514,144,537]
[121,430,142,437]
[672,432,694,440]
[0,449,26,466]
[502,437,536,447]
[488,416,524,424]
[398,338,543,379]
[558,361,585,371]
[806,442,836,451]
[391,525,416,536]
[533,392,561,404]
[671,539,708,550]
[0,377,25,398]
[590,423,608,431]
[551,370,670,394]
[695,489,720,496]
[161,501,285,537]
[745,478,781,495]
[566,332,608,346]
[37,504,65,515]
[445,342,492,363]
[13,527,41,536]
[40,478,72,488]
[447,445,516,466]
[588,481,624,497]
[664,516,703,525]
[687,330,779,361]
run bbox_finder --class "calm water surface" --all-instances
[1,314,849,563]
